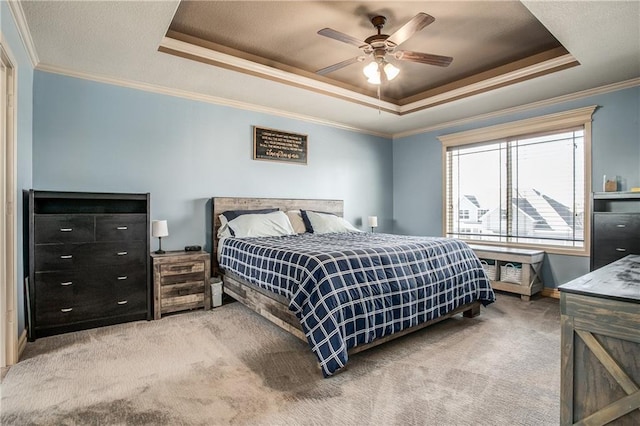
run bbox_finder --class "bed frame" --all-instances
[212,197,481,357]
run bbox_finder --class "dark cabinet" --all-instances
[25,190,151,340]
[591,192,640,270]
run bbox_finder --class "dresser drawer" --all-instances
[34,267,147,325]
[35,267,146,297]
[35,241,146,271]
[114,280,147,312]
[593,214,640,240]
[96,214,146,242]
[592,240,640,270]
[35,215,94,243]
[35,278,112,326]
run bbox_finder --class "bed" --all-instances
[212,197,495,376]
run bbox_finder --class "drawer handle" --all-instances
[117,300,128,305]
[60,281,73,286]
[117,276,128,280]
[117,251,128,256]
[616,224,626,228]
[60,228,73,232]
[116,226,128,230]
[616,248,627,252]
[60,255,73,259]
[61,308,73,313]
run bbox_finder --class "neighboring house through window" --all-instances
[439,106,596,255]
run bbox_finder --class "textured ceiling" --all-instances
[166,1,566,103]
[18,1,640,137]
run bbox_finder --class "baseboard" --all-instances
[540,288,560,299]
[17,329,27,360]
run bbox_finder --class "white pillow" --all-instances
[217,214,232,239]
[285,210,307,234]
[227,211,295,238]
[306,211,362,234]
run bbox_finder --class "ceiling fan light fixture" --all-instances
[363,61,379,79]
[384,62,400,81]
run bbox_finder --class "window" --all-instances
[439,106,596,253]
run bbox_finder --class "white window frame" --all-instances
[439,105,597,256]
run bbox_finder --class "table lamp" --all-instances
[152,220,169,254]
[368,216,378,233]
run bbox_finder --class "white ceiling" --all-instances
[17,1,640,138]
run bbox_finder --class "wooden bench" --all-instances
[468,244,544,301]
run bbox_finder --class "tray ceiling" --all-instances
[161,1,577,113]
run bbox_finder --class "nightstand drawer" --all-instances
[161,294,205,314]
[96,214,146,242]
[161,281,205,298]
[35,215,94,243]
[160,261,205,276]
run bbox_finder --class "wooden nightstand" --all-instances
[151,251,211,319]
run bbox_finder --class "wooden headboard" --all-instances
[211,197,343,275]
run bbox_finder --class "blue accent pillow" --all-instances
[221,208,278,222]
[300,209,335,233]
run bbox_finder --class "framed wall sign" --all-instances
[253,126,308,165]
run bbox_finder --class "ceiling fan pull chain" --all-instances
[377,86,381,115]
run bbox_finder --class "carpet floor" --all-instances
[1,293,560,425]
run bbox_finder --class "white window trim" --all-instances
[438,105,597,256]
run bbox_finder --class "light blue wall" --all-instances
[393,86,640,288]
[33,71,394,255]
[2,1,34,334]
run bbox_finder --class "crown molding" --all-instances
[393,77,640,139]
[400,51,578,114]
[6,0,39,67]
[438,105,597,147]
[34,63,392,139]
[159,36,400,114]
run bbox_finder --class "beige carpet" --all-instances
[1,293,560,425]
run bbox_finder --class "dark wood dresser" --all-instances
[25,190,151,340]
[591,192,640,270]
[559,255,640,425]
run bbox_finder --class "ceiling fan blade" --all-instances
[395,50,453,67]
[386,13,435,47]
[316,56,364,75]
[318,28,367,48]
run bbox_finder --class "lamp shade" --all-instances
[151,220,169,237]
[384,62,399,80]
[368,216,378,228]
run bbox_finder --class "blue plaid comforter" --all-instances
[219,232,495,376]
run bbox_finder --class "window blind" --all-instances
[446,128,584,248]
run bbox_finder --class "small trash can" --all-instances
[210,277,223,308]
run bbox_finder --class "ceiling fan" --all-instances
[316,13,453,85]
